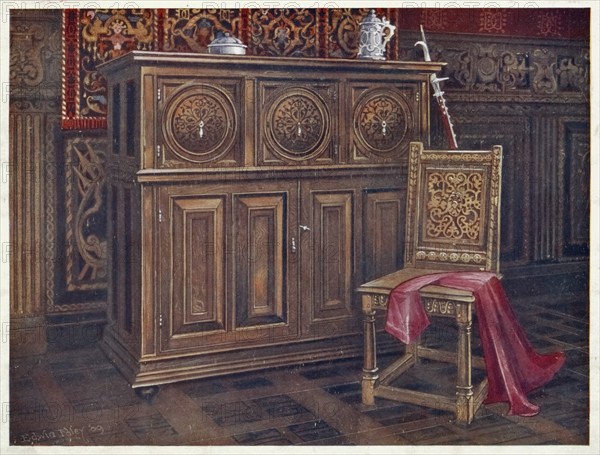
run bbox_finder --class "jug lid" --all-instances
[361,9,383,25]
[208,32,247,48]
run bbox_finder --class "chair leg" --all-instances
[455,301,475,424]
[362,309,378,405]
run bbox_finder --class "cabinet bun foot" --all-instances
[134,385,160,401]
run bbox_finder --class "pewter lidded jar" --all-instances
[208,32,247,55]
[357,9,396,60]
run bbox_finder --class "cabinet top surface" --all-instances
[98,50,445,75]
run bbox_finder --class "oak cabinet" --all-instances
[99,52,441,388]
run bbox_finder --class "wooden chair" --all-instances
[356,141,503,424]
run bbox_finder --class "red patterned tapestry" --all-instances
[61,7,589,130]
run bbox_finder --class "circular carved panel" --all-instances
[265,88,330,161]
[162,84,237,163]
[353,88,412,155]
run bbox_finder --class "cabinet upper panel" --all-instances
[349,83,421,163]
[258,80,339,165]
[99,52,440,171]
[157,77,244,168]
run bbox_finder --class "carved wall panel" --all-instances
[419,36,591,98]
[64,136,107,292]
[560,119,590,259]
[10,10,63,355]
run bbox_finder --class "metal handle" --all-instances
[381,120,387,136]
[381,22,396,48]
[291,237,296,253]
[199,120,205,139]
[299,225,311,232]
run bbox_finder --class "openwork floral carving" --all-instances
[172,95,227,153]
[358,95,406,152]
[163,85,237,163]
[267,91,329,158]
[426,171,483,241]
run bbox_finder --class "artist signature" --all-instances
[18,424,104,444]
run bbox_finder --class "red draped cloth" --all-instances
[385,271,565,417]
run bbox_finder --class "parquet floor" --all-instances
[9,279,590,448]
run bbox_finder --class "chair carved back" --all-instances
[404,142,503,274]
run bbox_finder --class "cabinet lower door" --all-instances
[299,180,358,337]
[157,182,298,355]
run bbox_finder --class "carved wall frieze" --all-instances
[406,36,589,99]
[10,19,61,105]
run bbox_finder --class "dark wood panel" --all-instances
[172,196,226,333]
[159,191,227,352]
[561,119,590,258]
[313,191,353,318]
[300,181,358,337]
[363,189,405,282]
[234,193,287,327]
[257,79,339,165]
[348,83,421,164]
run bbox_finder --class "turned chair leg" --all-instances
[362,308,378,405]
[455,301,475,424]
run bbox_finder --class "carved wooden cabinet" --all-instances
[99,51,442,389]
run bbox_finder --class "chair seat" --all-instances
[358,267,479,300]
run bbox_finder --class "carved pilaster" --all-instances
[9,10,62,356]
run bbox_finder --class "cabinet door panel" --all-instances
[363,189,406,281]
[348,83,421,164]
[172,197,226,333]
[313,192,353,318]
[156,76,244,168]
[257,80,339,165]
[159,191,227,353]
[159,183,298,354]
[233,193,287,327]
[300,182,357,336]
